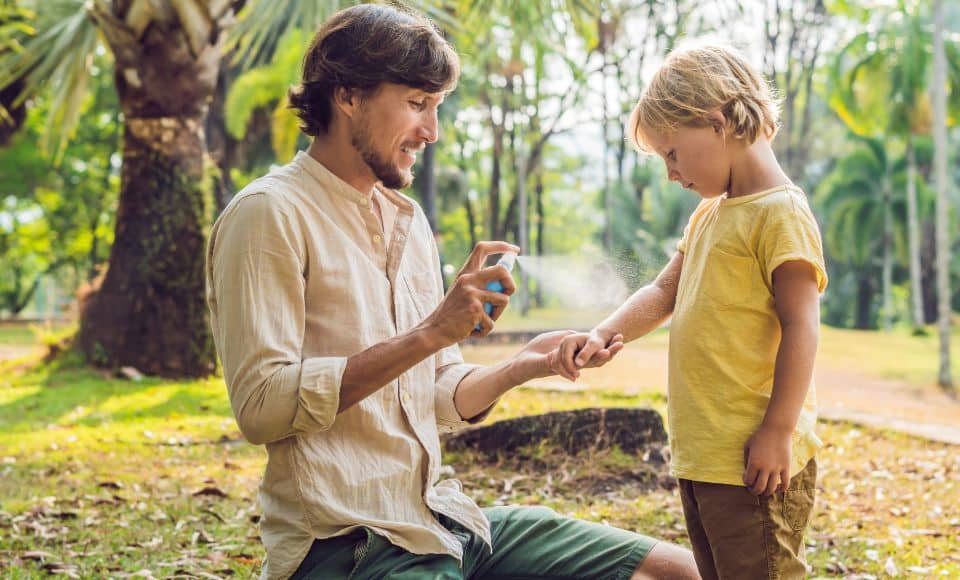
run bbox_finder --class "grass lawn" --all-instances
[2,342,958,578]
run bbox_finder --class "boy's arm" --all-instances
[743,259,821,496]
[560,251,684,375]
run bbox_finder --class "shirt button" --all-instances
[373,234,382,243]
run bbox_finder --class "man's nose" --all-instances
[420,109,439,143]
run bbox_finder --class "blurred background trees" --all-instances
[0,0,956,388]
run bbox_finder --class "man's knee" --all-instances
[631,541,701,580]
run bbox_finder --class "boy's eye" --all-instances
[667,150,677,161]
[409,100,427,111]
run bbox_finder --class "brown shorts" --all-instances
[679,457,817,580]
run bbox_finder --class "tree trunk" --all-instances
[417,142,438,234]
[932,0,953,392]
[443,407,667,456]
[77,11,222,377]
[856,272,875,330]
[534,166,545,308]
[881,165,894,331]
[207,60,239,216]
[905,138,925,330]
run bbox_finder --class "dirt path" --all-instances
[0,345,41,363]
[814,366,960,444]
[473,339,960,446]
[5,335,959,445]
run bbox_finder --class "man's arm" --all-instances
[451,330,624,420]
[743,260,820,496]
[337,245,517,413]
[210,194,517,444]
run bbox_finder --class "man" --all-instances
[206,5,699,579]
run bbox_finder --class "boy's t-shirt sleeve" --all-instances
[677,199,712,254]
[757,194,828,293]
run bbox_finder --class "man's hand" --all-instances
[553,329,624,381]
[743,424,793,496]
[419,241,519,346]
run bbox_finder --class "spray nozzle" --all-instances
[496,251,518,273]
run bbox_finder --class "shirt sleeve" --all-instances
[757,193,829,294]
[677,199,712,254]
[207,192,345,445]
[411,221,492,433]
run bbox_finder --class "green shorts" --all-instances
[290,505,658,579]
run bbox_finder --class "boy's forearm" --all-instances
[597,285,674,342]
[596,252,683,343]
[762,320,819,433]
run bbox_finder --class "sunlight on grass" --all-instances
[2,331,959,576]
[818,325,960,385]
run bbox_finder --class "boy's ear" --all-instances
[707,110,726,134]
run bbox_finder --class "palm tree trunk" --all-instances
[932,0,953,392]
[418,143,438,234]
[905,137,925,331]
[856,272,874,330]
[77,8,223,377]
[881,164,894,331]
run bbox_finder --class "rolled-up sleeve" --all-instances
[433,342,488,433]
[207,192,345,445]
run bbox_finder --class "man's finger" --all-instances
[472,311,497,338]
[462,242,520,273]
[550,348,578,381]
[780,468,791,493]
[559,337,583,379]
[477,289,510,308]
[472,264,516,287]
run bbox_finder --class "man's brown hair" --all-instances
[288,4,460,136]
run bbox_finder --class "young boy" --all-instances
[559,44,828,579]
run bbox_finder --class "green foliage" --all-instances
[0,53,118,317]
[0,0,97,161]
[225,30,307,163]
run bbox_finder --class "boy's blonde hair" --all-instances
[628,44,780,153]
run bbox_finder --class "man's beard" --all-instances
[351,119,413,189]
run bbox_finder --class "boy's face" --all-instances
[642,123,731,199]
[349,82,445,189]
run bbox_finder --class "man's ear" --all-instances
[334,87,358,119]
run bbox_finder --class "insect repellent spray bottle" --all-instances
[476,251,518,331]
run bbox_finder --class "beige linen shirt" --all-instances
[206,152,492,580]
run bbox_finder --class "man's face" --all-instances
[350,83,445,189]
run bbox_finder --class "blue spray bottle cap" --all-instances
[476,251,517,331]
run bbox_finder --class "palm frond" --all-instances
[229,0,456,69]
[0,1,98,159]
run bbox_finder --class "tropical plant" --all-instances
[828,0,960,331]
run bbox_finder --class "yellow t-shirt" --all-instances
[669,184,828,486]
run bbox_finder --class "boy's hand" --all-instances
[743,425,792,496]
[556,328,623,379]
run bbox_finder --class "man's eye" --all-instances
[410,100,426,111]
